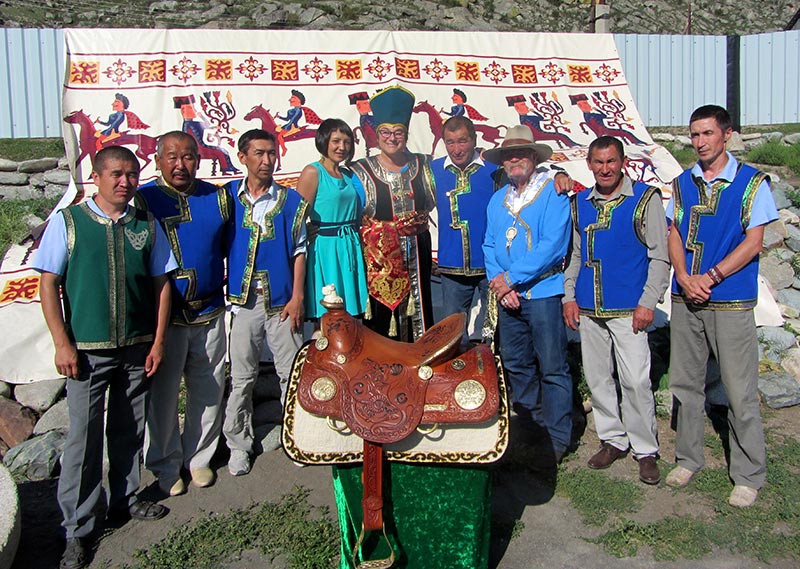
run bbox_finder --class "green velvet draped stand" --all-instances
[332,462,491,569]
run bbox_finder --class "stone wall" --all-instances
[0,0,797,35]
[0,158,71,202]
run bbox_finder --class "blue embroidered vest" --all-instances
[671,164,768,309]
[136,179,231,325]
[431,157,499,275]
[225,179,307,313]
[574,182,658,317]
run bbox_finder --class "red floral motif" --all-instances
[170,57,200,84]
[0,276,39,304]
[302,57,332,82]
[103,59,135,86]
[336,59,362,80]
[138,60,166,83]
[271,59,299,81]
[511,64,538,84]
[593,63,621,84]
[205,59,232,81]
[69,61,99,84]
[423,58,451,82]
[481,61,508,84]
[455,61,479,82]
[568,64,593,83]
[237,56,266,82]
[539,62,566,84]
[366,57,392,80]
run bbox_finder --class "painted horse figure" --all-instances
[244,104,317,169]
[64,110,157,171]
[412,101,505,155]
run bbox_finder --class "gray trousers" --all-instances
[144,314,226,481]
[224,293,303,454]
[58,344,149,538]
[669,302,766,488]
[580,315,659,457]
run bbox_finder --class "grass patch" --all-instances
[0,138,64,162]
[126,486,339,569]
[588,432,800,562]
[0,197,60,258]
[660,141,697,169]
[556,467,642,526]
[746,140,800,176]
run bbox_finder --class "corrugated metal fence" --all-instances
[0,28,797,137]
[0,28,65,138]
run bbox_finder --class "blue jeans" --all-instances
[498,295,573,453]
[440,273,488,319]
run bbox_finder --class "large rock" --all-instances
[57,156,70,169]
[779,208,800,226]
[0,186,35,200]
[0,399,36,449]
[254,423,282,454]
[758,371,800,408]
[762,219,788,249]
[780,347,800,381]
[32,399,69,436]
[42,169,72,185]
[0,159,18,172]
[783,133,800,145]
[2,430,66,481]
[758,325,797,352]
[17,158,59,173]
[674,135,691,146]
[759,255,794,290]
[727,131,744,152]
[13,380,64,414]
[0,383,9,399]
[740,133,762,141]
[43,184,67,199]
[771,187,791,210]
[0,172,28,186]
[763,131,784,142]
[786,224,800,252]
[651,133,675,142]
[779,288,800,311]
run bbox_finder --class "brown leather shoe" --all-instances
[587,442,628,469]
[637,455,661,485]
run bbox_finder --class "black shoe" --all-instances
[60,537,87,569]
[107,499,168,522]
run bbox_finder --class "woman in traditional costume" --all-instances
[349,86,436,341]
[296,119,369,321]
[333,86,492,569]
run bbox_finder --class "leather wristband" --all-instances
[707,264,724,285]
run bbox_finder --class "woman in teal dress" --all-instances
[296,118,368,319]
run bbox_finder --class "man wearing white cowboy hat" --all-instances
[482,124,573,464]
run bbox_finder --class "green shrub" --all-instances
[746,141,800,176]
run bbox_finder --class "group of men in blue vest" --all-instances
[34,103,775,569]
[436,104,774,504]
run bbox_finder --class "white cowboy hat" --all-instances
[482,124,553,165]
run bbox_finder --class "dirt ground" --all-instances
[10,401,799,569]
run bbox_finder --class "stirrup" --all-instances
[353,523,395,569]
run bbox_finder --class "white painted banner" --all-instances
[0,28,682,383]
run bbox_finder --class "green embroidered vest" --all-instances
[62,202,156,349]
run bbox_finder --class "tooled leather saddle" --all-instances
[294,286,503,569]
